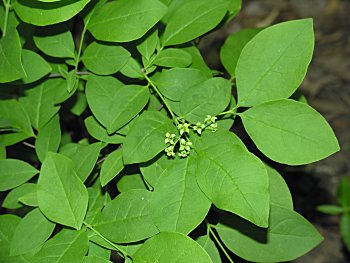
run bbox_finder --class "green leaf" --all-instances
[20,49,52,84]
[140,153,174,187]
[133,232,212,263]
[183,46,212,78]
[194,131,269,227]
[240,99,340,165]
[117,173,147,192]
[196,235,222,263]
[85,187,109,225]
[100,149,124,187]
[151,158,210,234]
[66,70,78,92]
[35,113,61,163]
[19,80,62,129]
[216,205,323,262]
[10,208,55,256]
[37,153,88,229]
[220,28,261,77]
[84,255,112,263]
[2,183,36,209]
[82,42,131,75]
[137,29,159,61]
[162,0,228,46]
[236,19,314,107]
[226,0,242,21]
[0,159,38,191]
[93,189,159,243]
[123,111,177,164]
[18,188,38,207]
[317,205,348,215]
[338,177,350,207]
[88,0,167,42]
[13,0,92,26]
[34,229,89,262]
[120,57,144,79]
[153,48,192,68]
[266,165,293,210]
[0,28,26,83]
[88,240,111,260]
[60,142,101,182]
[71,92,87,116]
[340,214,350,252]
[153,68,208,101]
[0,214,34,263]
[34,27,75,58]
[180,78,231,123]
[84,116,124,144]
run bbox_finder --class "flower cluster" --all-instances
[205,115,218,132]
[164,132,176,157]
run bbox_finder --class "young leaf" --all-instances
[37,153,88,229]
[216,205,323,262]
[33,229,89,262]
[220,28,261,77]
[162,0,228,46]
[60,142,101,182]
[20,49,52,84]
[137,29,159,61]
[153,48,192,68]
[120,57,144,79]
[10,208,55,256]
[337,177,350,207]
[236,19,314,107]
[35,113,61,162]
[196,235,222,263]
[317,205,348,215]
[85,187,110,225]
[88,0,167,42]
[133,232,212,263]
[13,0,92,26]
[180,78,231,123]
[122,111,177,164]
[100,149,124,187]
[82,42,131,75]
[84,116,125,144]
[151,158,211,234]
[2,183,37,209]
[71,92,87,116]
[153,68,208,101]
[93,189,159,243]
[240,99,340,165]
[0,159,38,191]
[0,28,26,83]
[33,27,75,58]
[226,0,242,21]
[340,213,350,252]
[194,133,269,227]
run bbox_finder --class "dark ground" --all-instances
[200,0,350,262]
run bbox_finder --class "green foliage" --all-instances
[0,0,340,262]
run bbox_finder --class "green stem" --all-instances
[74,25,88,72]
[83,221,128,259]
[208,224,234,263]
[145,74,178,123]
[144,46,164,70]
[2,0,10,38]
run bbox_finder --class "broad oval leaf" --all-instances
[93,189,159,243]
[133,232,212,263]
[34,229,89,263]
[220,28,261,77]
[240,99,340,165]
[82,42,131,75]
[123,111,177,164]
[117,173,147,193]
[88,0,167,42]
[151,158,211,234]
[153,68,208,101]
[2,183,36,209]
[10,208,55,256]
[236,19,314,107]
[21,49,52,84]
[162,0,228,46]
[194,133,269,227]
[13,0,92,26]
[196,235,222,263]
[0,159,38,191]
[180,78,231,123]
[216,205,323,262]
[100,149,124,187]
[153,48,192,68]
[137,29,159,61]
[37,153,88,229]
[0,29,25,83]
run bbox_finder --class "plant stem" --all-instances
[144,74,178,123]
[208,224,235,263]
[83,221,128,259]
[74,25,88,72]
[2,0,10,37]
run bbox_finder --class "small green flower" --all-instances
[193,122,205,134]
[165,145,175,157]
[177,122,190,135]
[165,132,176,144]
[204,115,217,124]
